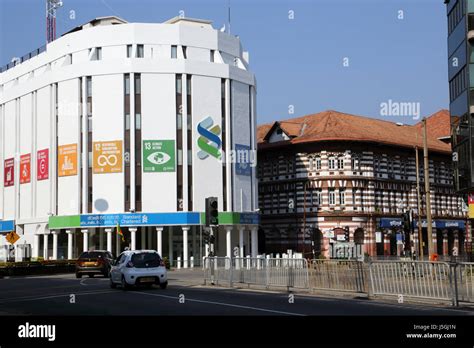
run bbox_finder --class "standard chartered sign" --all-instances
[143,140,175,172]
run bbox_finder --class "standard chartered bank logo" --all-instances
[197,116,221,160]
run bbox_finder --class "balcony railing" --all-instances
[0,45,46,74]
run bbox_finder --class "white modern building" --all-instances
[0,16,259,265]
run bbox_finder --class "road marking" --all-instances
[80,278,88,286]
[134,291,306,316]
[0,290,117,304]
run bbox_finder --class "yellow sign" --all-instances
[5,231,20,244]
[58,143,78,177]
[469,194,474,219]
[93,140,123,174]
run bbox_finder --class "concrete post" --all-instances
[156,227,163,256]
[52,230,59,260]
[43,233,49,259]
[226,226,232,258]
[239,227,245,258]
[130,228,137,250]
[105,228,113,253]
[66,230,73,259]
[81,229,89,252]
[182,226,190,268]
[251,227,258,258]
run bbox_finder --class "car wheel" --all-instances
[110,278,117,289]
[121,276,130,290]
[76,273,82,279]
[159,281,168,289]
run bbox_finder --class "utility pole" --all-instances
[422,118,434,258]
[415,146,424,258]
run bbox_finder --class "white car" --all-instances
[109,250,168,290]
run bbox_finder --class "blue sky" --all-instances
[0,0,449,125]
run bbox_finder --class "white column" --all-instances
[105,228,113,253]
[130,72,136,211]
[251,227,258,257]
[33,234,40,259]
[141,229,146,249]
[156,227,163,256]
[43,233,49,260]
[81,229,89,252]
[66,230,73,259]
[169,227,173,264]
[52,230,59,260]
[130,228,137,250]
[239,227,245,257]
[182,226,190,268]
[226,226,232,258]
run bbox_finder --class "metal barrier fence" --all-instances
[203,257,474,305]
[309,259,368,293]
[203,257,308,290]
[454,262,474,304]
[369,261,456,305]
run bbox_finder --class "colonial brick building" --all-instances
[257,110,470,258]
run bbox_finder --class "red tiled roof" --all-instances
[258,110,451,154]
[414,109,451,139]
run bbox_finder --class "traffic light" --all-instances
[402,211,411,232]
[205,197,218,226]
[344,226,349,241]
[203,229,210,244]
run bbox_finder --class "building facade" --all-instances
[0,16,259,264]
[446,0,474,193]
[257,110,470,258]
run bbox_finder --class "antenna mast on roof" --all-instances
[46,0,63,43]
[227,0,231,34]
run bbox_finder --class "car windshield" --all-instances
[131,253,161,268]
[79,252,104,259]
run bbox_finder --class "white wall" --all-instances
[92,74,124,213]
[141,73,177,212]
[3,100,16,219]
[57,78,81,215]
[192,75,223,211]
[19,94,33,219]
[231,81,252,212]
[35,86,52,218]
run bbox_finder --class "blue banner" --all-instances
[235,144,252,176]
[0,220,14,233]
[414,220,465,229]
[239,213,260,225]
[80,212,201,227]
[379,218,403,228]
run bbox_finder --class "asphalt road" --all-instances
[0,272,472,316]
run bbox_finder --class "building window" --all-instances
[351,157,359,170]
[90,47,101,61]
[135,113,141,130]
[136,44,144,58]
[182,46,187,59]
[339,189,345,205]
[329,189,336,205]
[211,50,215,62]
[338,157,344,169]
[328,158,336,170]
[171,45,177,59]
[126,45,132,58]
[315,157,321,170]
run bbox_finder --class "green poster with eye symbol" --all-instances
[142,140,176,172]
